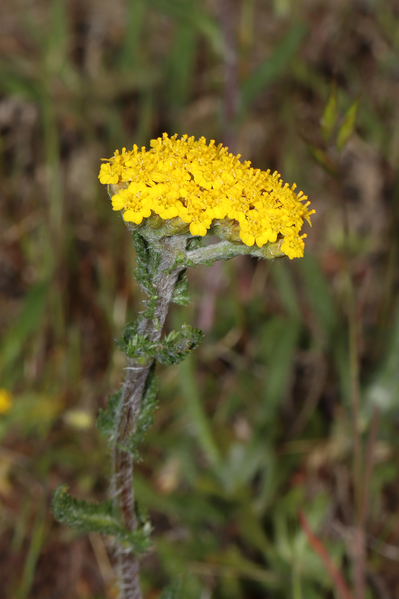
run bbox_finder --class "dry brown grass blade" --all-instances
[298,511,354,599]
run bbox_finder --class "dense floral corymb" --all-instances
[99,133,315,259]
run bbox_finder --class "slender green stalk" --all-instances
[337,169,364,599]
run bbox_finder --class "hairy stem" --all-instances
[186,238,284,265]
[113,235,187,599]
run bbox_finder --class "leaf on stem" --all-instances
[117,322,204,365]
[156,324,204,366]
[120,365,159,458]
[321,82,338,144]
[306,143,337,177]
[51,485,152,555]
[97,389,122,445]
[132,231,161,301]
[171,269,192,306]
[116,321,150,362]
[136,365,158,438]
[336,97,360,152]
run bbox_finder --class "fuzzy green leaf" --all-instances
[171,270,192,306]
[119,365,159,458]
[136,365,158,438]
[132,232,161,307]
[186,237,202,251]
[132,232,151,293]
[117,323,204,365]
[155,324,204,366]
[52,485,151,554]
[52,485,119,535]
[116,320,154,363]
[136,230,162,317]
[97,389,122,444]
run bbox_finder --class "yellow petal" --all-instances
[112,195,126,210]
[124,210,143,224]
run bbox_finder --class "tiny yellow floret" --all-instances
[99,134,315,259]
[0,389,12,414]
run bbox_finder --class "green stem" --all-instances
[112,235,187,599]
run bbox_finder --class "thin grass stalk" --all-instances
[354,407,380,599]
[218,0,239,150]
[337,166,365,599]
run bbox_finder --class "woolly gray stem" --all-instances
[186,238,285,265]
[113,235,187,599]
[112,233,283,598]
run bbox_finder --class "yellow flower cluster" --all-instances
[99,133,314,259]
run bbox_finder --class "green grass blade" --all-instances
[167,24,198,117]
[179,355,221,467]
[147,0,222,54]
[0,280,48,379]
[298,255,339,341]
[240,22,307,111]
[119,0,146,71]
[17,497,47,599]
[269,262,301,321]
[257,316,301,424]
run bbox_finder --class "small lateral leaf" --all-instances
[336,97,360,151]
[97,389,122,445]
[171,270,192,306]
[155,324,204,366]
[117,322,204,365]
[132,232,152,294]
[321,82,337,143]
[52,485,120,535]
[122,365,158,458]
[306,143,337,177]
[51,485,151,555]
[136,365,158,438]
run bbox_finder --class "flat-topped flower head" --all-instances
[99,133,315,259]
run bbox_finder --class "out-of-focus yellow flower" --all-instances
[63,409,94,430]
[99,133,315,259]
[0,389,12,414]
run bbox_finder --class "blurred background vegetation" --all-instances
[1,0,399,597]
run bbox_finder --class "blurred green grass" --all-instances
[1,0,399,597]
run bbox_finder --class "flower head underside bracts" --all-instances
[99,133,315,259]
